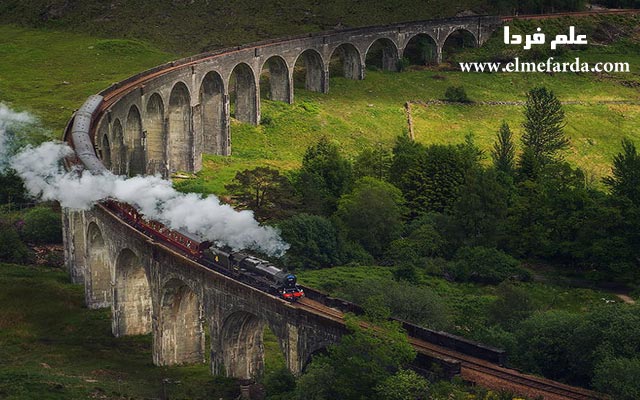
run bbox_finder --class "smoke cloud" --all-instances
[0,103,35,172]
[0,105,289,256]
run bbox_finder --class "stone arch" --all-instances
[260,56,291,103]
[403,33,438,66]
[229,63,258,125]
[292,49,325,93]
[365,38,399,72]
[302,346,329,373]
[168,82,194,173]
[329,43,363,80]
[86,222,111,309]
[156,278,204,365]
[145,93,167,176]
[125,105,145,176]
[112,119,126,175]
[442,28,477,61]
[98,122,111,170]
[220,310,271,379]
[200,71,228,155]
[112,248,152,337]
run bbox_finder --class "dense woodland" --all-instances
[217,86,640,399]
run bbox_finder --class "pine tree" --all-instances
[603,138,640,206]
[521,86,568,166]
[492,121,516,175]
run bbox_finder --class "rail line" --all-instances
[295,297,603,400]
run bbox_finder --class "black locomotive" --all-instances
[204,247,304,300]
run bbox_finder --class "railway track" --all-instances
[295,297,603,400]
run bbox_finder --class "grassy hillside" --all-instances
[0,262,239,399]
[180,67,640,194]
[0,25,173,131]
[0,0,492,53]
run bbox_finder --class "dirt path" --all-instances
[616,294,636,304]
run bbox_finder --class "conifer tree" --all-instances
[521,86,568,166]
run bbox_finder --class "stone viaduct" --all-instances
[92,15,501,178]
[62,15,503,380]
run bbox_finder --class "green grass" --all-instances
[0,262,239,399]
[0,0,490,54]
[183,62,640,194]
[0,25,173,132]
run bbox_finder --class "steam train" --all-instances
[103,200,304,301]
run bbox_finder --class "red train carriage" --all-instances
[102,200,211,258]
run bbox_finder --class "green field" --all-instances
[1,22,639,193]
[0,25,172,131]
[0,263,240,400]
[182,65,640,194]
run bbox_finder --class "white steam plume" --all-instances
[0,103,35,171]
[1,105,289,256]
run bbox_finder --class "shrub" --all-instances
[444,85,471,103]
[448,246,528,284]
[0,222,30,263]
[488,283,537,329]
[20,206,62,244]
[593,357,640,400]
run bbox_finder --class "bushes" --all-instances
[279,214,342,269]
[447,246,530,284]
[593,357,640,400]
[443,86,471,103]
[0,223,30,263]
[20,206,62,244]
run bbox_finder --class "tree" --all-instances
[444,85,471,103]
[278,213,341,269]
[296,136,352,216]
[334,177,405,258]
[353,144,392,181]
[491,121,516,175]
[0,222,30,263]
[295,316,416,400]
[451,168,509,248]
[603,138,640,206]
[225,167,298,221]
[448,246,528,284]
[0,169,28,206]
[521,86,568,166]
[391,137,480,217]
[21,206,62,244]
[375,369,429,400]
[593,357,640,400]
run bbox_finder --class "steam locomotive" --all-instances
[103,200,304,301]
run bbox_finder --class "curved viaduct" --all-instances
[62,14,502,380]
[88,15,501,177]
[61,14,604,399]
